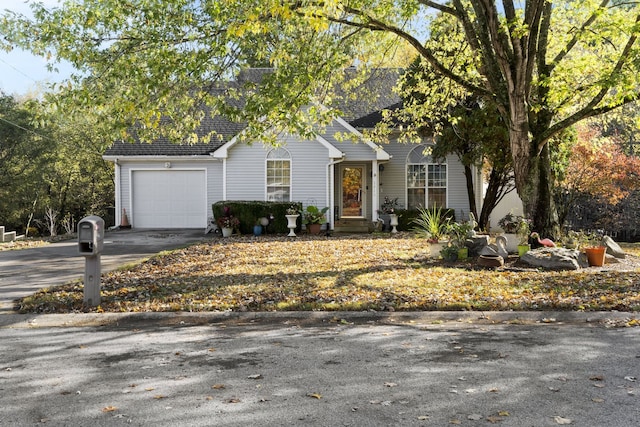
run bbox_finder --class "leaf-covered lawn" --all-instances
[16,234,640,313]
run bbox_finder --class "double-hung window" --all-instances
[266,148,291,202]
[406,145,447,209]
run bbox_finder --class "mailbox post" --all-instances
[78,216,104,307]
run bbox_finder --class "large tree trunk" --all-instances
[510,124,560,238]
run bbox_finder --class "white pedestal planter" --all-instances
[221,227,233,238]
[286,214,299,237]
[389,214,399,233]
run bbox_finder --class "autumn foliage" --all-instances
[562,125,640,205]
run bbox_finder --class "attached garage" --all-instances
[131,169,207,228]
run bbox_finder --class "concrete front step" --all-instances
[333,219,373,233]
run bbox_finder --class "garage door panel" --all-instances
[132,170,206,228]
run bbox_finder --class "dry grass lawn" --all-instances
[16,234,640,314]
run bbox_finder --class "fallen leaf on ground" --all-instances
[211,384,225,389]
[306,392,322,399]
[102,406,117,412]
[553,416,573,424]
[247,374,262,379]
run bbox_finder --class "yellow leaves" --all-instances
[306,392,322,399]
[102,406,117,412]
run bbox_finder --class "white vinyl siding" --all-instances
[225,136,329,207]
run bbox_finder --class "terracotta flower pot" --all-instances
[308,223,322,235]
[585,246,606,267]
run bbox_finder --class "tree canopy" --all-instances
[3,0,640,235]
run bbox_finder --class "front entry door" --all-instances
[341,165,366,218]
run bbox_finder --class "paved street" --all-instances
[1,312,639,426]
[1,231,639,426]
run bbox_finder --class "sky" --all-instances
[0,0,74,96]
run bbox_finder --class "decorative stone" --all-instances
[605,254,621,264]
[521,247,586,270]
[602,235,626,259]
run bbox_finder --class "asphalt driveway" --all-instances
[0,229,209,312]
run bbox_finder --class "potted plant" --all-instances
[377,197,399,232]
[446,221,473,260]
[498,212,525,253]
[412,206,452,258]
[217,215,240,237]
[582,231,606,267]
[440,243,459,262]
[516,217,531,256]
[303,205,329,234]
[285,205,300,237]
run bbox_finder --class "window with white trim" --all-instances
[266,148,291,202]
[406,145,447,209]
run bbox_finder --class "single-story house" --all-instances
[103,69,483,231]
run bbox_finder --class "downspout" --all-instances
[114,158,121,228]
[327,155,346,230]
[222,158,227,200]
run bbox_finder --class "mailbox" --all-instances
[78,215,104,255]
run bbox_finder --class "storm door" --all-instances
[341,165,366,218]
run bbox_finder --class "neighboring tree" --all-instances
[0,92,113,235]
[0,93,53,233]
[3,1,640,237]
[557,123,640,227]
[435,99,514,231]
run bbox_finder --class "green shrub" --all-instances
[212,201,302,234]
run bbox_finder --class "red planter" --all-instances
[585,246,606,267]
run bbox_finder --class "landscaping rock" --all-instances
[520,247,586,270]
[602,235,626,259]
[605,253,621,264]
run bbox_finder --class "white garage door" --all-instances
[131,170,206,228]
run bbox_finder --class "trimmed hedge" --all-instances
[212,201,303,235]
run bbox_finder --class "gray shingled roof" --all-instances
[104,68,402,157]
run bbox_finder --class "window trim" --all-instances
[265,148,292,202]
[405,144,448,209]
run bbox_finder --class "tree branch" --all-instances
[550,0,611,73]
[320,6,490,97]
